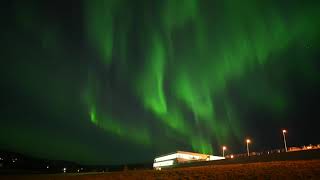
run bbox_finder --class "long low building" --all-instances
[153,151,225,170]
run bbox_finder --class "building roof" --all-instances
[154,151,210,159]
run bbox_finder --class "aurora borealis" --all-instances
[1,0,320,164]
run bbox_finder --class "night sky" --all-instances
[1,0,320,165]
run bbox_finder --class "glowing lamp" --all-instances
[282,130,287,133]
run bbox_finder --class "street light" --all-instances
[222,146,227,157]
[246,139,251,156]
[282,129,288,152]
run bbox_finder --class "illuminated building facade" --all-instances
[153,151,225,170]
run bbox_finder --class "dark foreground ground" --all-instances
[2,159,320,180]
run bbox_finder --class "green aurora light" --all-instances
[0,0,319,164]
[84,0,320,155]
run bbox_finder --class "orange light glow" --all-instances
[222,146,227,150]
[246,139,251,143]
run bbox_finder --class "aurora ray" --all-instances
[0,0,319,164]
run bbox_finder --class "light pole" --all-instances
[222,146,227,157]
[282,130,288,152]
[246,139,251,156]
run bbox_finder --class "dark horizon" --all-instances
[1,0,319,165]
